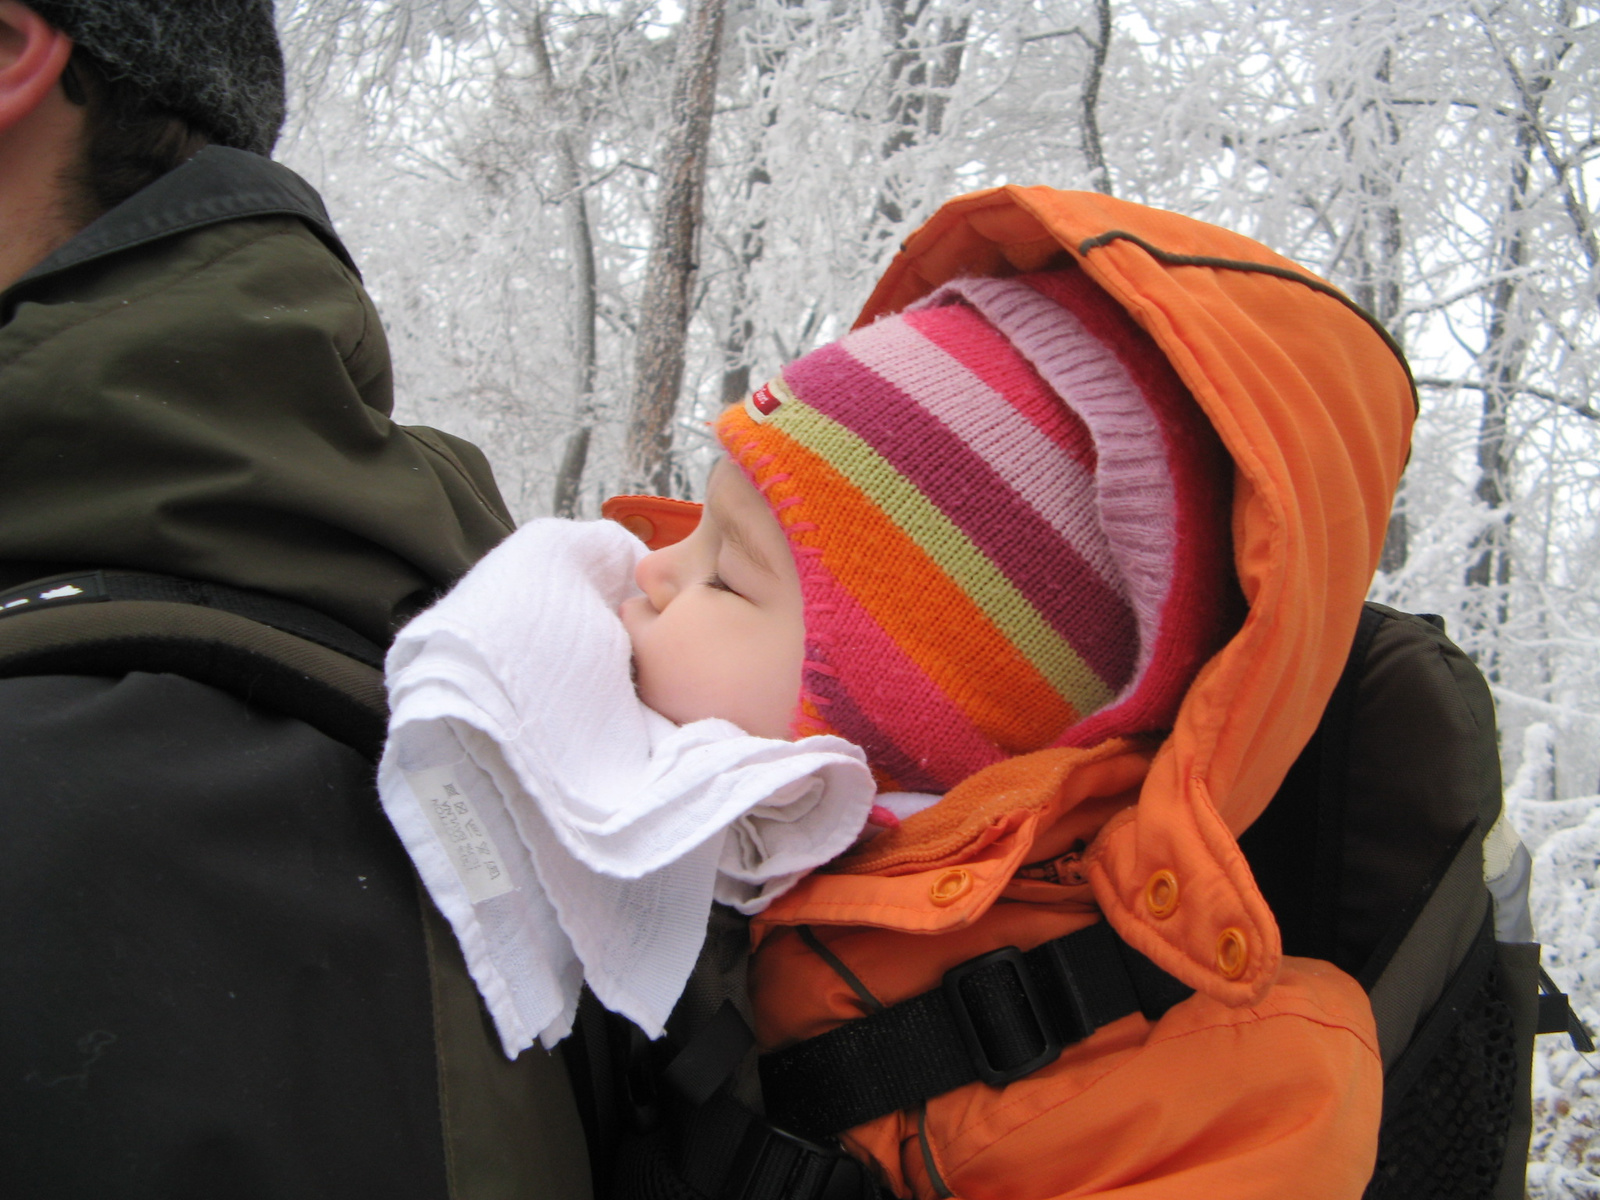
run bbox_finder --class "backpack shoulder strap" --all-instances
[1238,602,1551,1200]
[756,918,1191,1141]
[1240,603,1497,993]
[0,569,388,756]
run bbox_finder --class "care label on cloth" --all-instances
[407,764,515,904]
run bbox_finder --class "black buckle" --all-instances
[942,946,1063,1086]
[724,1118,870,1200]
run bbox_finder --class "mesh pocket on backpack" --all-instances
[1363,959,1518,1200]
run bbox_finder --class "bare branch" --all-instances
[1415,376,1600,423]
[1474,5,1600,287]
[1020,26,1090,48]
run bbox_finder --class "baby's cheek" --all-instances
[628,639,698,725]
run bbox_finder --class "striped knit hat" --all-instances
[714,264,1235,792]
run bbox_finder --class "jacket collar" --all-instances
[3,145,356,320]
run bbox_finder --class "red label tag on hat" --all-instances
[751,383,783,416]
[744,378,796,425]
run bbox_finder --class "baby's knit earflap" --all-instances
[715,264,1235,791]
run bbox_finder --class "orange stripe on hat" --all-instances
[721,406,1079,757]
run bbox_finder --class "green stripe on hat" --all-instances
[773,399,1116,713]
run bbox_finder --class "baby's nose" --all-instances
[634,549,678,608]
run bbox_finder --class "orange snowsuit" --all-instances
[747,188,1416,1199]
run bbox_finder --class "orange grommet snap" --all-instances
[929,869,972,907]
[1144,869,1179,919]
[1215,927,1248,979]
[620,515,655,543]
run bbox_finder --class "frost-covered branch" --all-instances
[1415,377,1600,423]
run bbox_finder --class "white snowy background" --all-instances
[274,0,1598,1190]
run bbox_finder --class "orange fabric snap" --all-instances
[1143,869,1179,919]
[929,869,973,907]
[1215,927,1248,978]
[619,515,655,543]
[600,494,702,549]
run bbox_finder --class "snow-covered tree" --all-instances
[273,4,1600,1181]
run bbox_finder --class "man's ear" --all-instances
[0,2,73,136]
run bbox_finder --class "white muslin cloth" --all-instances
[377,518,876,1057]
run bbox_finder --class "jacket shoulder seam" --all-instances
[2,221,357,370]
[400,428,517,537]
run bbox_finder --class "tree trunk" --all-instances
[622,0,728,496]
[717,5,791,411]
[925,14,971,141]
[1079,0,1113,195]
[1463,119,1534,680]
[718,174,764,409]
[873,1,970,231]
[1481,4,1596,308]
[873,0,920,229]
[1462,6,1575,676]
[533,9,600,518]
[718,167,765,407]
[1345,44,1408,571]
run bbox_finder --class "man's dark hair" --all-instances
[60,50,212,220]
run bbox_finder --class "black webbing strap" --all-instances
[605,1002,880,1200]
[673,1093,879,1200]
[664,1000,756,1107]
[760,921,1193,1140]
[0,569,385,667]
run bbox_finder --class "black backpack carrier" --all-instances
[1,575,1588,1200]
[1240,603,1590,1199]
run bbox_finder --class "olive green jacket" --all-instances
[0,148,591,1199]
[0,145,513,645]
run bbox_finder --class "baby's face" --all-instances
[619,459,805,739]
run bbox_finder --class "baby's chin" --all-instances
[616,593,649,630]
[628,674,788,739]
[616,597,647,681]
[621,647,689,727]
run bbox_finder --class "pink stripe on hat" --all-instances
[915,277,1178,687]
[715,261,1236,789]
[848,308,1125,594]
[905,305,1098,472]
[785,339,1138,685]
[1022,267,1239,747]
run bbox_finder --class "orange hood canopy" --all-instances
[758,186,1416,1008]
